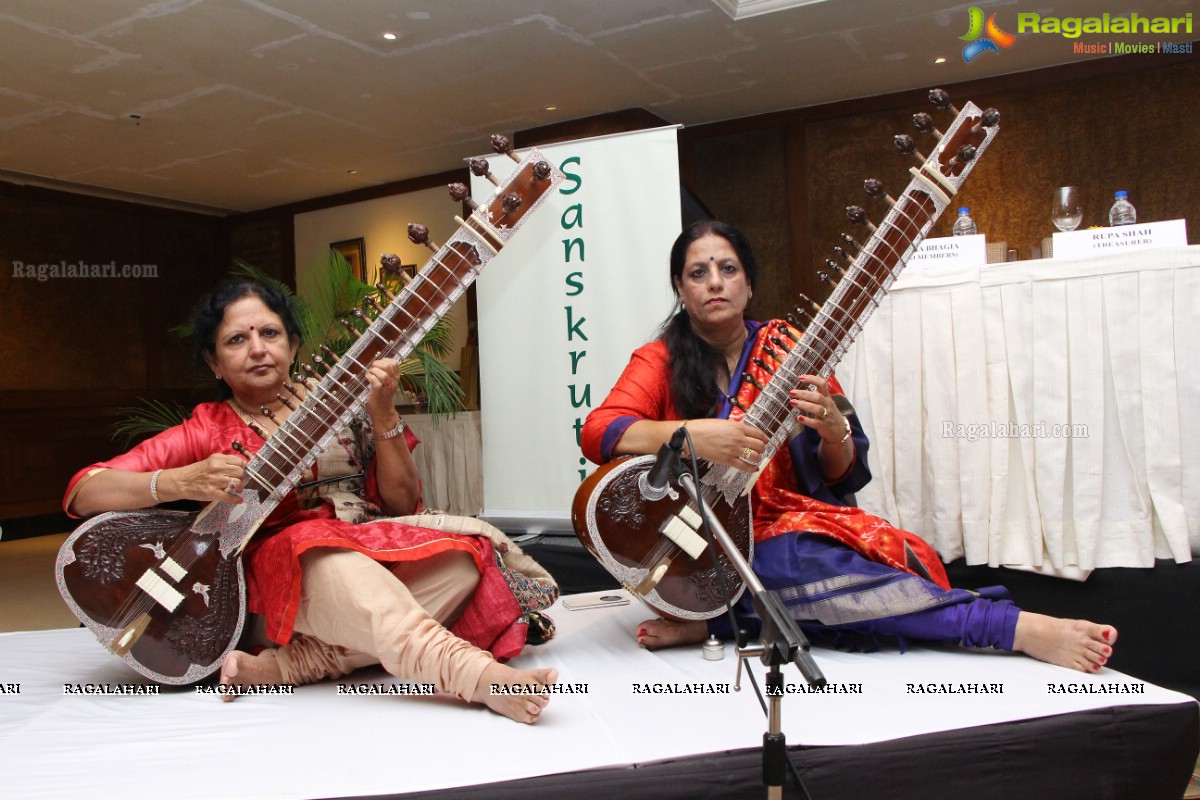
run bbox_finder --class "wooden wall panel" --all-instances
[690,126,794,324]
[0,183,227,519]
[681,52,1200,310]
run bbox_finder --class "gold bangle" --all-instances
[838,417,852,444]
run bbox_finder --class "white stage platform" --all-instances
[1,592,1196,799]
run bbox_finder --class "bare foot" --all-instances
[218,649,283,702]
[1012,612,1117,673]
[472,662,558,724]
[635,618,708,651]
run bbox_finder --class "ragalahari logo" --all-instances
[960,7,1016,62]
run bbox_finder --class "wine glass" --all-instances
[1051,186,1083,232]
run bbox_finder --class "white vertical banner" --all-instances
[473,126,681,530]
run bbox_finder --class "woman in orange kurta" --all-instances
[581,220,1116,673]
[66,278,557,722]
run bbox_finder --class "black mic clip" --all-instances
[638,425,688,502]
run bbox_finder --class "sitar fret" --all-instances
[220,152,559,553]
[707,99,998,505]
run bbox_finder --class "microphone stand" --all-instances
[659,449,826,800]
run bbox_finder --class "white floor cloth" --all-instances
[0,592,1192,800]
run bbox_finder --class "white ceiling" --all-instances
[0,0,1192,214]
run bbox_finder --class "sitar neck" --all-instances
[710,94,999,503]
[211,144,561,555]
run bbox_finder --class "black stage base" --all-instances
[364,704,1198,800]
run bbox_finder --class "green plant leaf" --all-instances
[111,399,192,447]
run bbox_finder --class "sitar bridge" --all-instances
[660,504,707,559]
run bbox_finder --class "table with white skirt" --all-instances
[401,410,483,517]
[838,245,1200,574]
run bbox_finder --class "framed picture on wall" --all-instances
[330,237,366,281]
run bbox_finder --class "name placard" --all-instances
[908,234,988,269]
[1052,219,1188,261]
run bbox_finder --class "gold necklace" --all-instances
[231,399,284,438]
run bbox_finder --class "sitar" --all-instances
[572,89,1000,620]
[56,137,562,684]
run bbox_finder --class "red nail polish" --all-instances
[1093,664,1101,671]
[637,628,647,637]
[1102,630,1109,640]
[1104,647,1111,655]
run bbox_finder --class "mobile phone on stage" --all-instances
[561,591,630,610]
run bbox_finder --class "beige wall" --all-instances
[292,186,470,370]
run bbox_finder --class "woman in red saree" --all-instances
[66,278,557,722]
[581,220,1115,672]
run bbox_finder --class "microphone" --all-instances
[638,425,687,501]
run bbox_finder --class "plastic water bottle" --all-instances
[1108,191,1137,226]
[952,207,977,236]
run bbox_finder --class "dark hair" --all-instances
[661,220,758,419]
[191,278,302,399]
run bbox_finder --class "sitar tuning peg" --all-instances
[949,144,978,170]
[894,134,928,164]
[797,291,821,314]
[470,157,500,187]
[320,344,341,364]
[363,296,385,314]
[863,178,895,207]
[379,253,404,279]
[491,133,522,164]
[310,353,329,375]
[928,88,960,116]
[302,362,319,382]
[840,232,862,252]
[231,440,251,460]
[501,193,522,214]
[773,320,799,343]
[276,392,297,412]
[846,205,877,234]
[752,358,775,375]
[972,108,1001,135]
[246,420,270,440]
[259,405,279,424]
[532,161,552,181]
[375,281,397,302]
[448,182,478,212]
[282,380,303,400]
[912,112,944,140]
[408,223,439,252]
[817,269,838,288]
[742,372,765,391]
[824,258,847,278]
[832,245,853,264]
